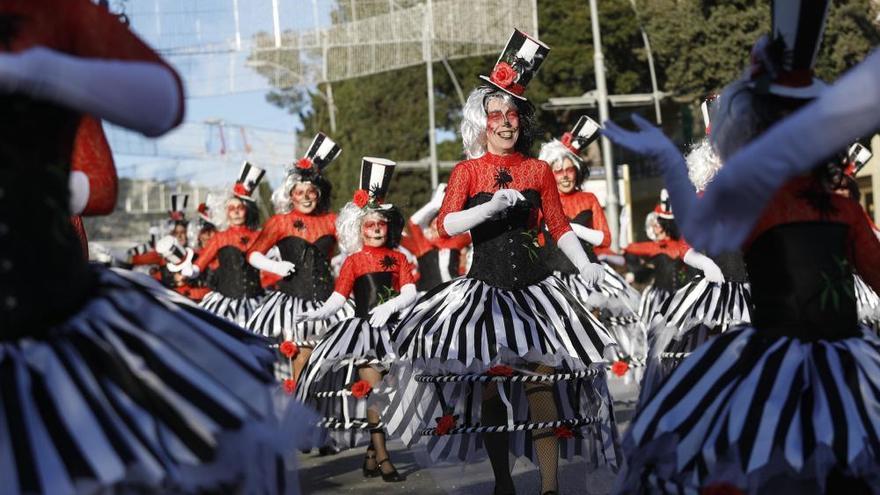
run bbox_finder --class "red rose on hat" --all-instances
[351,379,372,399]
[435,414,456,435]
[197,203,208,215]
[296,157,313,170]
[611,360,630,377]
[233,182,249,197]
[560,132,574,150]
[353,189,370,208]
[490,61,517,88]
[283,378,297,394]
[279,340,298,358]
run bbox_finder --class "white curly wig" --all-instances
[335,202,368,255]
[685,138,723,193]
[461,86,519,159]
[538,139,581,169]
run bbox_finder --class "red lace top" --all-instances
[72,116,117,216]
[402,222,471,258]
[624,238,691,259]
[745,176,880,290]
[559,191,612,249]
[132,250,164,267]
[195,225,260,271]
[334,246,416,298]
[437,152,573,241]
[249,211,337,255]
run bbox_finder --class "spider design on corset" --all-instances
[493,167,513,190]
[380,255,397,271]
[293,219,306,231]
[239,236,250,246]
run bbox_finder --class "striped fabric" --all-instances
[0,267,312,494]
[246,291,354,346]
[296,362,371,450]
[394,276,615,370]
[659,279,753,335]
[855,274,880,331]
[199,291,264,326]
[619,326,880,493]
[638,285,672,326]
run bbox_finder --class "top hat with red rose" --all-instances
[352,157,396,210]
[169,193,188,222]
[295,132,341,174]
[233,161,266,201]
[844,142,873,177]
[560,115,601,158]
[479,29,550,101]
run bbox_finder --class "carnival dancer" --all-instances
[386,30,618,495]
[247,133,351,383]
[177,162,268,325]
[0,0,311,492]
[539,115,644,363]
[604,3,880,491]
[402,184,471,292]
[296,157,415,481]
[69,115,116,259]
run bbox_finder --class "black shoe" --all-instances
[377,458,406,482]
[318,445,341,456]
[362,448,380,478]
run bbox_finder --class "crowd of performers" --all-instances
[6,0,880,493]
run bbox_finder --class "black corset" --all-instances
[416,249,461,291]
[275,236,334,301]
[353,272,393,318]
[214,246,264,298]
[466,190,549,290]
[650,255,689,292]
[0,96,95,339]
[542,210,598,274]
[745,222,858,340]
[713,251,749,283]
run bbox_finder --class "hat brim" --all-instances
[749,78,827,99]
[165,247,194,273]
[478,75,527,101]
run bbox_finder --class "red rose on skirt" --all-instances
[611,360,630,377]
[351,379,372,399]
[701,483,745,495]
[486,365,515,377]
[353,189,370,208]
[279,340,298,358]
[283,378,297,395]
[490,62,517,88]
[554,426,574,439]
[435,414,456,435]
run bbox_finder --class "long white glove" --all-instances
[557,231,605,285]
[411,183,447,228]
[0,47,181,136]
[683,249,724,284]
[248,251,295,277]
[297,292,347,322]
[570,223,605,246]
[369,284,418,327]
[442,189,525,236]
[69,171,90,215]
[181,263,200,279]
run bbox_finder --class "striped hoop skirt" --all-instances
[617,325,880,494]
[1,267,313,494]
[199,290,264,327]
[855,274,880,331]
[638,285,672,326]
[386,276,620,467]
[246,291,354,347]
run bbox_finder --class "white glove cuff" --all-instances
[69,171,90,215]
[556,231,591,272]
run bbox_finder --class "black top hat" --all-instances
[654,189,673,220]
[353,157,396,209]
[560,116,600,156]
[169,193,188,221]
[297,133,342,172]
[234,161,266,200]
[155,235,194,271]
[128,242,151,257]
[479,29,550,101]
[749,0,831,99]
[846,142,872,176]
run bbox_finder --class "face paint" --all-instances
[485,97,520,155]
[362,212,389,247]
[291,182,319,214]
[553,157,578,194]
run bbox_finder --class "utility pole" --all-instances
[589,0,621,250]
[425,0,439,189]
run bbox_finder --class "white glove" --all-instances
[0,47,181,137]
[330,253,347,276]
[442,188,525,235]
[248,251,295,277]
[570,223,605,246]
[297,292,347,323]
[683,249,724,284]
[180,261,197,279]
[69,171,90,215]
[369,284,418,327]
[557,231,605,286]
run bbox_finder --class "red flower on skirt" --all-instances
[486,365,515,377]
[297,157,314,170]
[701,483,745,495]
[611,360,630,377]
[283,378,297,395]
[435,414,456,435]
[233,182,249,197]
[353,189,370,208]
[554,426,574,439]
[279,340,298,358]
[351,380,372,399]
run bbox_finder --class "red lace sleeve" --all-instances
[405,221,431,257]
[437,162,471,238]
[132,250,162,266]
[624,241,659,257]
[334,256,357,298]
[588,193,612,249]
[72,116,117,216]
[674,239,692,259]
[195,232,221,272]
[538,162,573,241]
[249,215,283,255]
[397,252,417,288]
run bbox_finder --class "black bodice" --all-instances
[713,251,749,283]
[275,236,334,301]
[466,190,549,290]
[416,249,461,291]
[542,209,598,274]
[0,96,95,338]
[214,246,264,299]
[353,272,393,318]
[745,222,858,340]
[650,255,690,292]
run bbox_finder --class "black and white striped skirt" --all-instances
[638,285,672,325]
[855,274,880,331]
[199,290,264,326]
[660,279,752,336]
[246,291,354,347]
[618,325,880,494]
[1,266,313,494]
[557,263,641,317]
